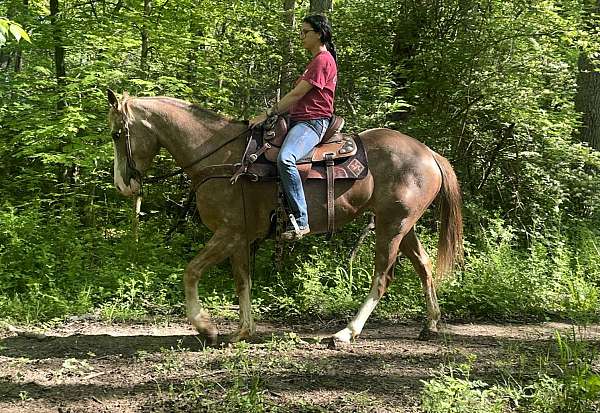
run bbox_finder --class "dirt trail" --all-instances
[1,318,599,412]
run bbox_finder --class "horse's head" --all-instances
[107,89,160,196]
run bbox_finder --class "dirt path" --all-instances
[1,318,599,412]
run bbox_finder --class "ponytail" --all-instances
[325,40,337,63]
[303,14,337,63]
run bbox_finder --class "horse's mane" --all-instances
[121,95,242,126]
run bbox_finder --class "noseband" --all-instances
[112,115,145,194]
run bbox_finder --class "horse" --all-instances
[107,90,463,344]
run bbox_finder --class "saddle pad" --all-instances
[306,134,368,180]
[247,134,369,181]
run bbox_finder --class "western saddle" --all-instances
[231,114,368,237]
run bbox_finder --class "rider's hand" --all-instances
[249,112,268,128]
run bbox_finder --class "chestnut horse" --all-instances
[107,91,463,343]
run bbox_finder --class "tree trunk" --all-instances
[389,2,421,123]
[186,18,203,86]
[575,0,600,150]
[576,55,600,150]
[140,0,152,76]
[14,50,22,72]
[309,0,332,14]
[13,0,29,72]
[50,0,66,111]
[278,0,296,99]
[50,0,75,183]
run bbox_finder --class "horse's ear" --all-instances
[107,89,120,110]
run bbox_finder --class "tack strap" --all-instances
[325,153,335,237]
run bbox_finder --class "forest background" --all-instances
[1,0,600,329]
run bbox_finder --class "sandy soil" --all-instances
[1,317,599,412]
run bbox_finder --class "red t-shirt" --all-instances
[289,50,337,121]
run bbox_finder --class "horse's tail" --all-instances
[431,151,464,282]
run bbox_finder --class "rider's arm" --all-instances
[249,80,313,127]
[270,80,313,115]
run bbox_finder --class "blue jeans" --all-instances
[277,118,330,227]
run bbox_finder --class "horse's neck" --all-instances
[133,98,246,168]
[163,117,244,168]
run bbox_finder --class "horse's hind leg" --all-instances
[230,247,255,341]
[184,229,243,343]
[400,228,441,340]
[333,218,412,343]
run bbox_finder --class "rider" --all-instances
[249,14,338,240]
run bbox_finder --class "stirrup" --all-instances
[281,214,310,240]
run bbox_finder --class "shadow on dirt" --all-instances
[2,322,598,360]
[1,321,598,409]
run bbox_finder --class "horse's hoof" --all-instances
[190,313,218,345]
[192,323,218,345]
[325,336,337,349]
[418,328,439,341]
[331,328,355,345]
[195,330,218,346]
[229,330,252,343]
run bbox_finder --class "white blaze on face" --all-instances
[113,143,131,196]
[111,113,147,197]
[113,139,141,196]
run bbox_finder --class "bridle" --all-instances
[112,115,145,193]
[111,112,251,194]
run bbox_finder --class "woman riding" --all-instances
[249,14,338,240]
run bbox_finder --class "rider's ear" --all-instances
[107,89,120,110]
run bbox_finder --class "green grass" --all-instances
[1,206,599,326]
[421,330,600,413]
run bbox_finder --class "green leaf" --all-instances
[20,28,31,43]
[9,24,22,42]
[33,66,52,76]
[9,24,30,43]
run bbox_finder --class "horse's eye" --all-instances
[112,130,121,141]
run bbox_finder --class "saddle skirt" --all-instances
[238,115,369,182]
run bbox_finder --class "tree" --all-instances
[140,0,151,76]
[310,0,332,14]
[49,0,66,111]
[575,0,600,150]
[0,1,31,71]
[278,0,296,99]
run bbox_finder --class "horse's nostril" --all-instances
[116,183,123,192]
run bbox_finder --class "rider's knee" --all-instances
[277,151,296,168]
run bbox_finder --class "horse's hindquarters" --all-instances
[360,129,442,211]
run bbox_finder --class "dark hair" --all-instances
[303,14,337,63]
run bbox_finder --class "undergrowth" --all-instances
[1,205,599,326]
[421,330,600,413]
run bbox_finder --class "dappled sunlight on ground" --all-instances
[1,318,599,412]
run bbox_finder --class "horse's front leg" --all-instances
[230,245,255,342]
[184,230,242,343]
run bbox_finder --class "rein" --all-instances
[146,128,251,184]
[113,114,251,192]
